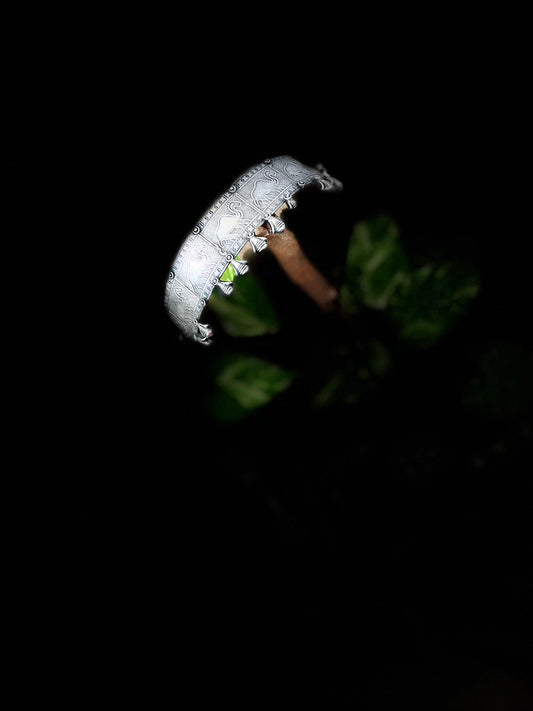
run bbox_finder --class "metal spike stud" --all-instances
[250,235,268,253]
[285,197,297,210]
[217,280,234,295]
[231,259,249,275]
[197,322,213,340]
[265,215,286,234]
[197,336,213,346]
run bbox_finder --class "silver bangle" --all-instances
[165,155,343,344]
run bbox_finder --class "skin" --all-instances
[253,204,339,313]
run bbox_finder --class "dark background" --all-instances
[54,37,532,707]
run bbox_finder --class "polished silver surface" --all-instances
[165,155,342,343]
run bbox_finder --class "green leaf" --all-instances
[208,271,280,337]
[341,214,480,346]
[209,354,296,422]
[341,215,410,311]
[390,262,480,346]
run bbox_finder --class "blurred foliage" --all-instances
[463,343,533,419]
[313,340,391,408]
[341,215,409,310]
[208,270,280,338]
[389,262,479,345]
[208,353,295,423]
[205,215,481,421]
[341,216,480,346]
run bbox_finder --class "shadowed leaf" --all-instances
[209,354,296,422]
[342,215,480,346]
[313,340,391,408]
[390,262,480,346]
[208,272,280,337]
[341,215,409,311]
[463,343,533,419]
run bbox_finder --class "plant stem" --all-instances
[255,221,339,312]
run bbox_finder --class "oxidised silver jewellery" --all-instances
[165,155,342,344]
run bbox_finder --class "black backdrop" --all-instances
[58,55,532,707]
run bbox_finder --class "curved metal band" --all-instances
[165,155,342,343]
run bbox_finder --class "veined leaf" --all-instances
[390,262,480,345]
[341,215,410,311]
[209,354,296,422]
[342,215,480,346]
